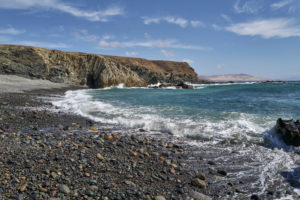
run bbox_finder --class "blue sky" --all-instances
[0,0,300,80]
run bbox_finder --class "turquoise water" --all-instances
[57,82,300,144]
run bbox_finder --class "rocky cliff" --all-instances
[0,45,199,88]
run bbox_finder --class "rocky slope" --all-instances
[0,45,199,88]
[198,74,268,82]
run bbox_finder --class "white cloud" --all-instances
[143,16,188,28]
[0,0,123,22]
[99,38,212,51]
[102,35,113,40]
[183,59,194,64]
[74,29,99,42]
[234,0,261,14]
[143,16,205,28]
[226,18,300,38]
[99,40,121,48]
[190,20,206,28]
[0,27,25,35]
[221,14,232,23]
[16,40,69,49]
[161,49,174,57]
[125,51,138,57]
[271,0,293,9]
[212,24,222,31]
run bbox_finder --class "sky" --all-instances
[0,0,300,80]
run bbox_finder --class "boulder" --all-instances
[176,81,194,89]
[275,118,300,146]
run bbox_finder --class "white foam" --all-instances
[53,89,271,143]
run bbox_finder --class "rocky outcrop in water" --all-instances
[0,45,199,88]
[275,118,300,146]
[148,82,195,89]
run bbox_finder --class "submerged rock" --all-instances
[275,118,300,146]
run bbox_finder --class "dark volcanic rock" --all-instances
[275,118,300,146]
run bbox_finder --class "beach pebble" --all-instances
[96,153,104,160]
[155,195,166,200]
[59,184,70,194]
[90,126,98,132]
[189,190,212,200]
[192,178,206,189]
[18,184,27,192]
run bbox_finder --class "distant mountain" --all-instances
[198,74,269,82]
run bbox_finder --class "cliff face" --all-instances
[0,45,199,88]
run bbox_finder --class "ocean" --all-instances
[53,82,300,199]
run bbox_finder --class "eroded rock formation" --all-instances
[0,45,199,88]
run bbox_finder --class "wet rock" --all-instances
[217,170,227,176]
[250,194,260,200]
[176,82,194,89]
[275,118,300,146]
[207,161,216,165]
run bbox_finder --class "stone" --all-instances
[192,178,206,189]
[275,118,300,146]
[250,194,260,200]
[51,172,57,179]
[90,126,98,132]
[85,190,95,197]
[96,153,104,160]
[189,191,212,200]
[217,170,227,176]
[155,195,166,200]
[197,173,206,180]
[125,180,136,187]
[19,184,27,192]
[130,152,138,157]
[16,194,24,200]
[59,184,70,194]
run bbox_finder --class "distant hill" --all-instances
[198,74,269,82]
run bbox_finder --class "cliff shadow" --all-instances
[86,74,96,88]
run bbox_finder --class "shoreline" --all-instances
[1,82,299,199]
[0,87,221,200]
